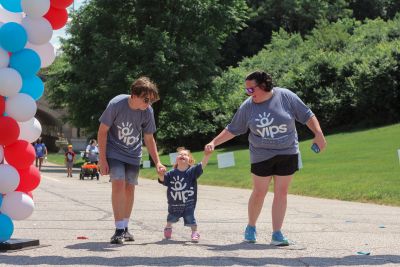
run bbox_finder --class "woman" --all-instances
[85,139,99,164]
[205,71,326,246]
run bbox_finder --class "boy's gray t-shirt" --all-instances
[99,94,156,165]
[226,87,314,163]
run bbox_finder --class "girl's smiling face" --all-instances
[177,150,190,164]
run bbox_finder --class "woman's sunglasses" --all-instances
[245,87,255,94]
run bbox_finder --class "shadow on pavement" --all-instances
[0,254,398,266]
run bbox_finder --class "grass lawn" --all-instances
[139,124,400,206]
[47,152,86,168]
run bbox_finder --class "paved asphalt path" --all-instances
[1,163,400,266]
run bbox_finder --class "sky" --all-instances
[50,0,87,49]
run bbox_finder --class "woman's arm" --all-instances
[306,116,327,151]
[205,129,236,152]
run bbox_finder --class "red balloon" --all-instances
[0,96,5,114]
[4,140,36,169]
[50,0,73,9]
[0,116,20,146]
[16,165,41,192]
[44,7,68,30]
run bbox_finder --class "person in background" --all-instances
[34,137,47,171]
[86,139,99,164]
[65,144,75,177]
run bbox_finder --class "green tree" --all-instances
[219,0,352,67]
[45,0,247,151]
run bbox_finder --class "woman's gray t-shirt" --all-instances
[226,87,314,163]
[99,94,156,165]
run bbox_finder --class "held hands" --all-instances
[156,162,167,175]
[156,162,167,182]
[204,142,215,153]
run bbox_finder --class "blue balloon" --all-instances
[20,75,44,101]
[0,22,27,53]
[0,213,14,242]
[10,49,41,78]
[0,0,22,12]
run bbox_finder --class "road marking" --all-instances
[41,175,61,183]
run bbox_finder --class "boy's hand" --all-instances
[156,162,166,174]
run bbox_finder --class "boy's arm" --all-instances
[143,133,166,174]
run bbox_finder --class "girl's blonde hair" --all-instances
[173,147,195,169]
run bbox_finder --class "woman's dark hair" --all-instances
[245,71,273,92]
[89,139,96,145]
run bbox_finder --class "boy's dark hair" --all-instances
[131,77,160,103]
[245,71,273,92]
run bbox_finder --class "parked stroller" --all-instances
[79,161,99,180]
[79,151,99,180]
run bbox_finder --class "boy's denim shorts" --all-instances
[167,211,197,226]
[107,158,139,185]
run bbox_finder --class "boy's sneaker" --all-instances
[164,227,172,239]
[191,232,200,242]
[124,227,135,241]
[110,229,125,244]
[244,225,257,243]
[271,230,289,246]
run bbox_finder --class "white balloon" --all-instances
[0,7,22,23]
[0,164,20,194]
[0,68,23,97]
[0,47,9,68]
[0,146,3,162]
[21,0,50,19]
[0,191,34,220]
[5,93,37,122]
[21,17,53,45]
[18,117,42,143]
[25,42,55,68]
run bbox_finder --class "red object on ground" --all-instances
[44,6,68,30]
[16,165,41,192]
[4,140,36,169]
[77,236,88,240]
[0,116,20,146]
[50,0,73,9]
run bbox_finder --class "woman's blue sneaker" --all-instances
[271,230,289,246]
[244,225,257,243]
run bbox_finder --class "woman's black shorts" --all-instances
[251,154,299,177]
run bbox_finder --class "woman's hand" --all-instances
[204,142,215,153]
[313,133,327,152]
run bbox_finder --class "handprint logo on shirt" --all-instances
[117,122,140,146]
[255,112,287,138]
[169,175,194,203]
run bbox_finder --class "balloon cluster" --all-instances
[0,0,73,243]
